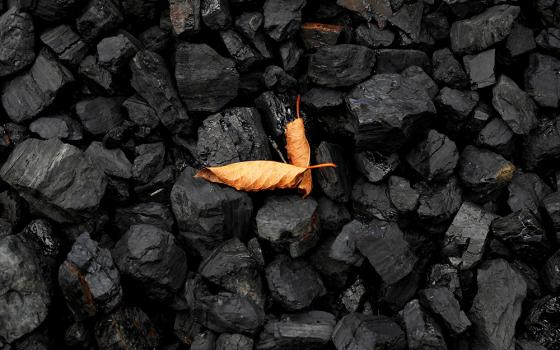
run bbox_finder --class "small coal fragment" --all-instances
[169,0,201,36]
[346,73,436,152]
[133,166,175,202]
[336,0,392,27]
[340,278,367,312]
[544,191,560,239]
[492,75,537,135]
[458,145,515,199]
[220,29,263,72]
[331,313,406,350]
[132,142,165,184]
[463,49,496,89]
[406,129,459,182]
[543,249,560,292]
[256,195,319,258]
[256,311,336,350]
[415,177,462,223]
[112,224,187,302]
[0,190,25,228]
[442,202,496,270]
[388,176,419,213]
[354,151,399,183]
[424,11,449,41]
[420,287,471,334]
[2,50,74,123]
[476,118,514,156]
[76,97,124,135]
[354,23,395,48]
[536,27,560,55]
[95,307,159,349]
[300,22,343,49]
[308,44,375,88]
[0,8,35,77]
[123,95,159,129]
[426,264,462,300]
[375,49,430,74]
[97,32,140,74]
[469,259,526,350]
[201,0,231,30]
[522,116,560,170]
[235,12,262,42]
[435,87,479,121]
[263,0,306,41]
[525,53,560,108]
[65,322,95,349]
[114,202,174,233]
[76,0,124,42]
[278,39,301,71]
[525,295,560,349]
[139,26,170,53]
[450,5,520,53]
[402,299,447,350]
[309,236,352,289]
[29,117,69,140]
[85,142,132,179]
[265,255,326,311]
[329,220,367,266]
[401,65,439,99]
[505,22,536,58]
[171,167,252,258]
[255,91,292,138]
[40,24,87,68]
[351,178,398,222]
[0,138,106,223]
[58,233,122,320]
[79,55,121,95]
[388,0,423,42]
[175,43,239,113]
[507,171,552,214]
[315,142,352,202]
[190,331,217,350]
[216,333,253,350]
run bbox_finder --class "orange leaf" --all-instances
[285,95,313,197]
[195,161,335,193]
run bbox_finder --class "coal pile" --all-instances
[3,0,560,349]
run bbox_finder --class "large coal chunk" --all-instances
[171,167,252,258]
[256,196,319,258]
[329,219,367,266]
[525,295,560,349]
[76,97,124,135]
[1,50,74,123]
[131,50,192,134]
[450,5,520,53]
[400,66,438,100]
[58,233,122,320]
[492,75,537,135]
[265,255,326,311]
[199,238,265,306]
[262,0,306,41]
[79,54,121,95]
[95,307,159,349]
[112,224,187,302]
[0,8,35,77]
[525,53,560,108]
[0,138,106,223]
[336,0,392,27]
[415,177,462,223]
[419,287,471,334]
[300,23,343,50]
[197,107,271,166]
[97,31,140,74]
[388,0,423,43]
[85,142,132,179]
[40,25,88,67]
[346,73,435,152]
[507,171,552,214]
[402,299,447,350]
[175,43,239,113]
[405,129,458,182]
[220,29,263,72]
[469,259,526,350]
[442,202,496,270]
[76,0,124,42]
[308,45,375,88]
[0,235,51,343]
[536,27,560,55]
[463,49,496,91]
[256,311,336,350]
[458,145,515,199]
[435,87,479,122]
[351,178,398,222]
[315,142,352,203]
[332,313,406,350]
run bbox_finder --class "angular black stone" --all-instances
[536,27,560,55]
[216,333,252,350]
[0,190,25,228]
[329,220,366,266]
[476,118,514,156]
[40,24,87,68]
[522,116,560,170]
[76,0,124,42]
[308,236,352,289]
[525,295,560,349]
[262,0,306,41]
[401,65,439,99]
[543,249,560,292]
[375,49,430,74]
[420,287,471,334]
[463,49,496,89]
[76,97,124,135]
[201,0,231,30]
[354,23,395,48]
[85,141,132,179]
[346,73,435,152]
[79,55,120,95]
[114,202,174,233]
[190,331,217,350]
[505,22,536,57]
[112,224,187,302]
[332,313,406,350]
[336,0,392,27]
[300,22,342,50]
[507,171,552,214]
[29,116,70,140]
[235,12,262,41]
[58,233,122,320]
[426,263,462,300]
[139,26,170,53]
[516,339,548,350]
[435,87,479,121]
[169,0,201,36]
[97,31,140,74]
[133,166,175,203]
[263,66,296,92]
[255,91,292,138]
[315,142,352,203]
[402,299,447,350]
[95,307,159,349]
[449,5,520,53]
[469,259,526,350]
[354,151,399,183]
[340,278,367,312]
[122,95,159,129]
[388,176,419,213]
[0,138,106,223]
[492,75,537,135]
[525,53,560,108]
[175,43,239,113]
[544,191,560,239]
[406,129,459,182]
[0,8,34,77]
[220,29,263,72]
[132,142,165,184]
[415,177,462,223]
[308,44,375,88]
[388,0,423,42]
[131,50,192,134]
[424,11,450,41]
[351,178,398,222]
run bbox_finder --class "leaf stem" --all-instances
[296,94,301,119]
[307,163,337,169]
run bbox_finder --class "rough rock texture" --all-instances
[263,0,306,41]
[0,8,35,77]
[308,45,375,88]
[40,25,88,67]
[405,129,459,182]
[332,313,406,350]
[420,287,471,334]
[525,53,560,108]
[94,307,159,349]
[402,299,447,350]
[492,75,537,135]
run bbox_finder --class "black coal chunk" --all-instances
[420,287,471,335]
[469,259,526,350]
[351,178,398,222]
[545,191,560,239]
[255,91,292,138]
[463,49,496,90]
[388,0,423,42]
[76,0,124,42]
[123,95,159,129]
[95,307,159,349]
[406,129,459,182]
[114,202,173,234]
[450,5,520,53]
[85,141,132,179]
[415,177,462,223]
[432,48,466,89]
[262,0,305,41]
[197,107,270,166]
[525,53,560,108]
[336,0,392,27]
[402,299,447,350]
[79,55,121,95]
[76,97,124,135]
[132,142,165,184]
[0,8,35,77]
[40,24,88,67]
[308,45,375,88]
[169,0,201,36]
[525,295,560,349]
[112,224,187,302]
[375,49,430,74]
[491,209,551,265]
[522,116,560,170]
[29,115,82,141]
[201,0,231,30]
[507,171,552,214]
[0,138,106,223]
[216,333,253,350]
[331,313,406,350]
[458,145,515,199]
[536,27,560,55]
[300,23,343,50]
[354,151,399,183]
[220,29,263,72]
[354,23,395,48]
[309,235,351,289]
[346,73,435,152]
[58,233,122,320]
[476,117,514,156]
[329,220,367,266]
[401,65,439,99]
[265,255,326,311]
[1,50,74,123]
[435,87,479,122]
[505,22,536,58]
[235,12,262,40]
[388,176,419,213]
[256,311,336,350]
[517,339,547,350]
[442,202,496,270]
[97,32,140,74]
[315,142,351,203]
[263,66,296,92]
[278,40,302,71]
[139,26,170,53]
[171,167,252,258]
[121,0,158,25]
[543,249,560,292]
[175,43,239,113]
[492,75,537,135]
[256,195,319,258]
[199,238,265,306]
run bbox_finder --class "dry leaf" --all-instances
[285,95,313,197]
[195,161,335,192]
